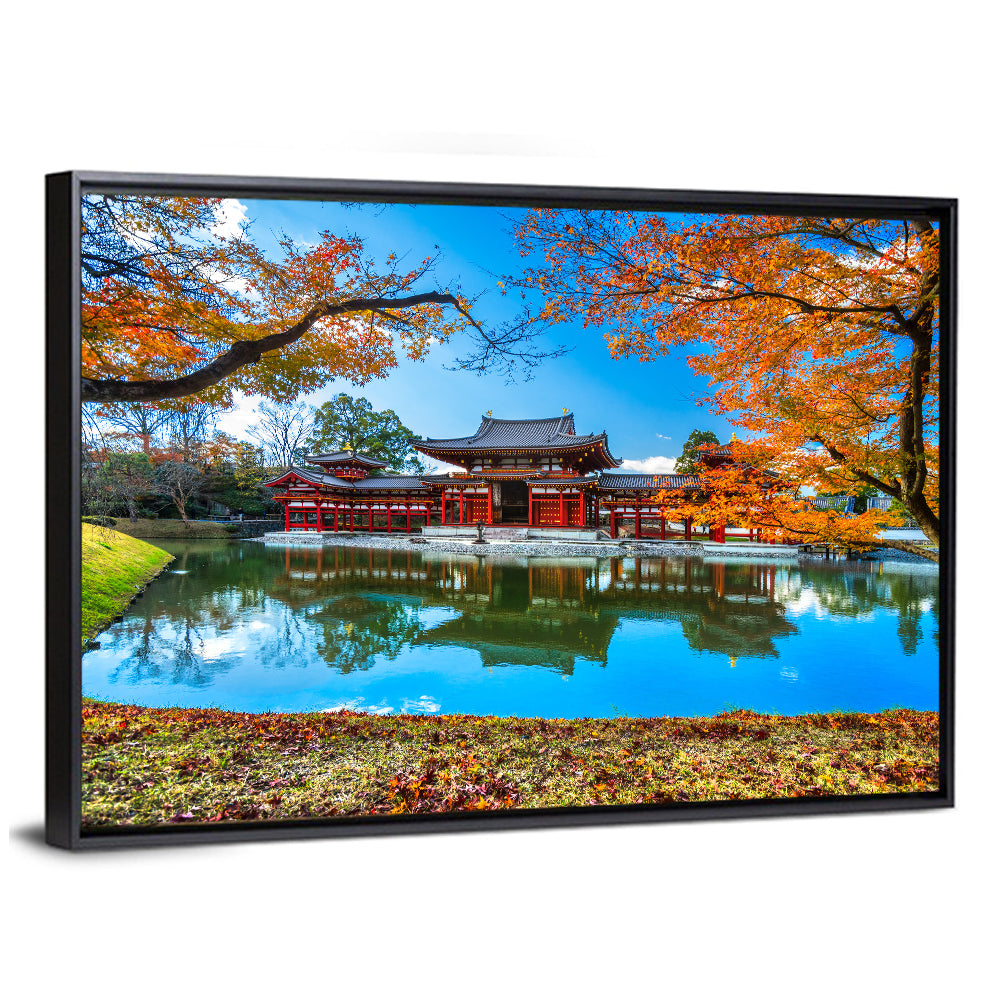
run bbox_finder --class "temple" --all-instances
[262,412,755,541]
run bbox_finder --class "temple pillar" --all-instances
[368,506,373,532]
[316,502,323,532]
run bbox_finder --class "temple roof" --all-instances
[413,413,619,462]
[261,467,430,492]
[304,450,386,468]
[354,475,427,490]
[597,472,703,491]
[260,466,356,489]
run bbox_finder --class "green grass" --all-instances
[81,523,174,644]
[111,518,237,539]
[81,701,939,827]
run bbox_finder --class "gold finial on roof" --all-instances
[563,407,569,414]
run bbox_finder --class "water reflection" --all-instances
[83,542,940,717]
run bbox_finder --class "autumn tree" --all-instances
[513,211,940,559]
[307,394,424,473]
[80,195,560,408]
[674,429,721,474]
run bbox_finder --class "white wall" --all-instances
[5,3,994,997]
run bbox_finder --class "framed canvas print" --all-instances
[46,172,955,848]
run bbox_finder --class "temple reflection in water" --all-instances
[85,541,940,717]
[268,546,799,673]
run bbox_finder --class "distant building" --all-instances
[262,412,759,541]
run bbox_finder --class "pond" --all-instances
[82,541,940,719]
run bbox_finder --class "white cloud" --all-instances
[215,392,259,439]
[211,199,249,240]
[620,456,677,474]
[655,433,671,441]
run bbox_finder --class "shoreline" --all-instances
[246,530,937,565]
[81,525,175,645]
[81,700,939,826]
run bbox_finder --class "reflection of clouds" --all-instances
[198,634,247,661]
[783,587,876,622]
[317,694,442,715]
[320,698,393,715]
[400,695,442,714]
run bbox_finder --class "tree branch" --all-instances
[81,291,468,404]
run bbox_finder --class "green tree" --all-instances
[674,430,721,474]
[307,394,425,473]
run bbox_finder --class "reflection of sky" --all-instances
[82,544,939,719]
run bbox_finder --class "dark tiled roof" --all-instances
[355,475,428,490]
[262,467,428,491]
[304,450,386,467]
[414,414,615,455]
[261,466,356,489]
[597,472,702,491]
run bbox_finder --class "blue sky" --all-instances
[214,197,738,472]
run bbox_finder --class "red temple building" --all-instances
[262,413,758,541]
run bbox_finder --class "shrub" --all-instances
[82,515,117,528]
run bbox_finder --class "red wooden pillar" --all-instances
[559,490,566,526]
[660,514,665,539]
[487,485,493,525]
[609,507,616,536]
[284,502,290,532]
[348,507,354,531]
[528,487,534,526]
[406,506,412,533]
[368,506,373,532]
[579,492,584,527]
[634,506,641,539]
[316,503,324,532]
[332,505,339,532]
[459,492,464,524]
[387,507,392,533]
[684,517,692,541]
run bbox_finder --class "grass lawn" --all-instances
[81,523,174,643]
[110,518,237,539]
[81,701,938,827]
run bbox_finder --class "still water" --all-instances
[82,542,939,719]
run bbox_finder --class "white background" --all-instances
[5,3,996,997]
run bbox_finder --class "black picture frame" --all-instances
[46,170,956,849]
